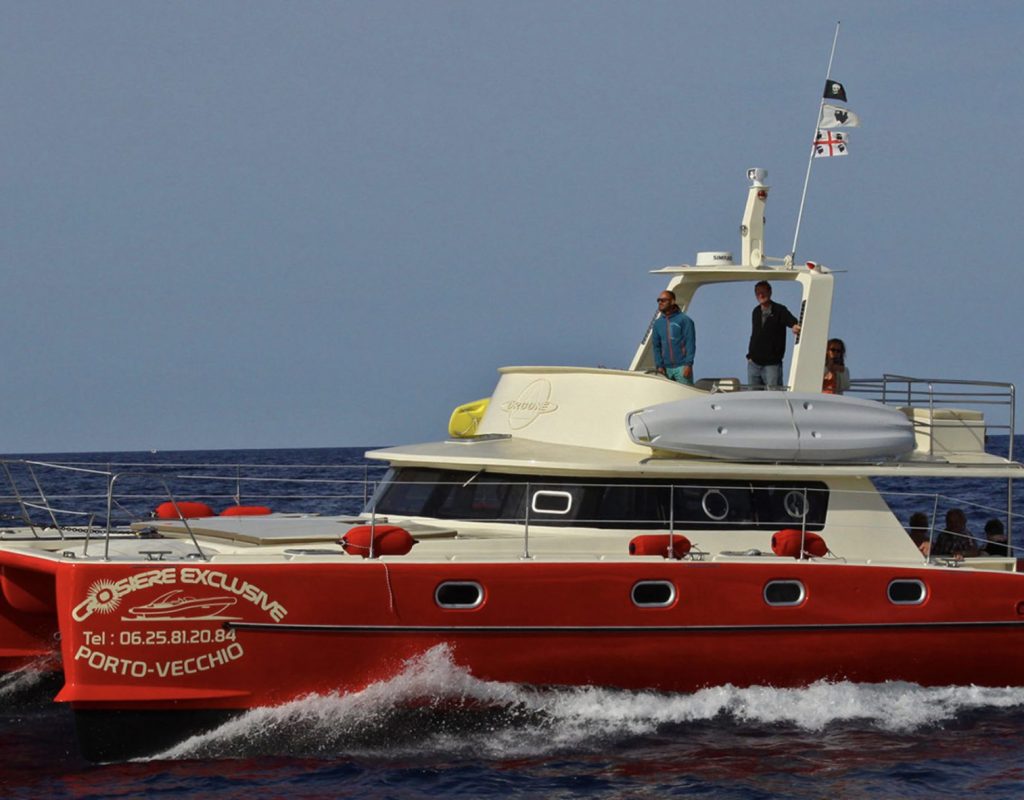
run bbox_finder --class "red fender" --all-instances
[341,525,416,558]
[220,505,273,517]
[154,501,215,520]
[628,533,692,559]
[771,528,828,558]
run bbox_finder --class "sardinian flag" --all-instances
[819,103,860,129]
[813,129,849,158]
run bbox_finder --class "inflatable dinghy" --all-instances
[626,392,915,462]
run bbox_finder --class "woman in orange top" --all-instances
[823,338,850,394]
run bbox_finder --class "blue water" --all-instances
[2,442,1024,798]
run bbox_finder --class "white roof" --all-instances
[367,437,1024,479]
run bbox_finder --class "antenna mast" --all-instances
[789,21,841,265]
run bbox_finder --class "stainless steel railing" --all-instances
[0,461,1020,566]
[848,374,1016,455]
[0,459,389,541]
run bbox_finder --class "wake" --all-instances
[151,644,1024,760]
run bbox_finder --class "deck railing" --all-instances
[0,459,388,541]
[847,374,1016,460]
[0,460,1018,566]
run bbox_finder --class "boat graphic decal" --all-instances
[501,379,558,429]
[124,590,239,621]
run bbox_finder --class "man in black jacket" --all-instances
[746,280,800,389]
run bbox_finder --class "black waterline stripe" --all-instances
[225,620,1024,634]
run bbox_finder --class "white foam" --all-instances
[150,644,1024,760]
[0,652,60,700]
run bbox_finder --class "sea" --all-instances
[2,440,1024,799]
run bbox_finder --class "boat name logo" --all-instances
[500,379,558,429]
[72,567,288,622]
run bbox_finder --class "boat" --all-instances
[0,169,1021,762]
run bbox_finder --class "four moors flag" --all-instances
[813,79,860,158]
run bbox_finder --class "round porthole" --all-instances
[701,489,730,521]
[435,582,484,609]
[784,491,809,519]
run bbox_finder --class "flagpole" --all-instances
[789,21,841,265]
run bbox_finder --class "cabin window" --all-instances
[631,581,676,607]
[764,580,805,606]
[435,582,484,609]
[531,490,572,515]
[887,579,926,605]
[376,468,444,515]
[371,469,829,532]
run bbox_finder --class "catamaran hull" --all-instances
[18,556,1024,758]
[0,562,60,674]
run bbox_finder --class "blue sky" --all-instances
[3,1,1022,453]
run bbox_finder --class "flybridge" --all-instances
[629,168,836,394]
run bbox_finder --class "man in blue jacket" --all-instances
[652,290,696,384]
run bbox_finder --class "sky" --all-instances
[3,1,1023,454]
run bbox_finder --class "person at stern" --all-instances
[746,280,800,389]
[652,290,696,385]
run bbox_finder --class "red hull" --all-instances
[32,558,1024,712]
[0,561,60,673]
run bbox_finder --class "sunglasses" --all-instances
[657,298,671,303]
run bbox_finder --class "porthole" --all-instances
[784,491,809,519]
[764,580,805,606]
[701,489,729,521]
[631,581,676,607]
[887,579,926,605]
[531,490,572,515]
[435,581,484,609]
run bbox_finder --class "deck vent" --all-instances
[631,581,676,607]
[435,581,484,609]
[764,580,805,606]
[887,579,926,605]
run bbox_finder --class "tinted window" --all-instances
[372,469,828,532]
